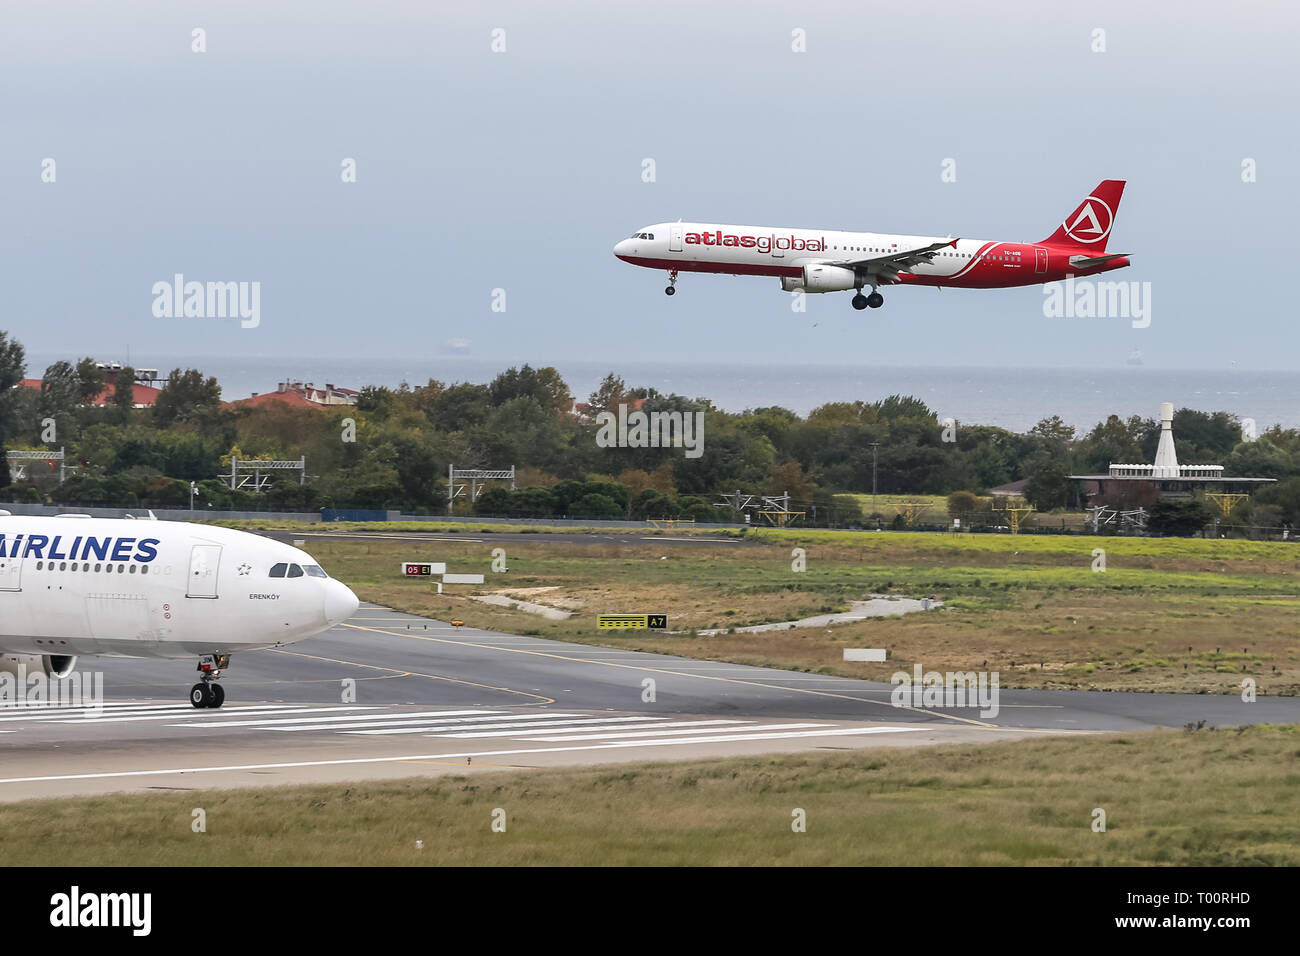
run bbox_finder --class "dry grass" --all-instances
[303,533,1300,695]
[2,725,1295,866]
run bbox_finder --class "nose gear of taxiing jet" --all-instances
[190,653,230,708]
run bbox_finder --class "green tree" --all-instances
[1148,498,1212,536]
[74,358,107,404]
[153,368,222,426]
[112,366,137,423]
[586,373,630,415]
[0,332,28,460]
[39,361,81,441]
[1023,453,1070,511]
[488,365,572,415]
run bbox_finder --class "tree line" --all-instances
[3,329,1300,530]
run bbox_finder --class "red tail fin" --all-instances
[1040,180,1125,252]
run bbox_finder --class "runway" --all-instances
[2,603,1296,801]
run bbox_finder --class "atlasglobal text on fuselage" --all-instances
[613,180,1130,310]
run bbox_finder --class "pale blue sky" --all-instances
[2,0,1295,371]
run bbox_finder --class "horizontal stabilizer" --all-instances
[1068,252,1130,269]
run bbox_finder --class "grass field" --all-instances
[3,725,1294,865]
[270,527,1300,695]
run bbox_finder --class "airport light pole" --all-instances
[869,442,880,519]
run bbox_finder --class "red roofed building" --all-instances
[228,381,359,410]
[17,378,160,409]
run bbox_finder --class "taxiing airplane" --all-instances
[0,513,359,708]
[613,180,1130,310]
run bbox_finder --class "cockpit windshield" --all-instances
[270,562,327,579]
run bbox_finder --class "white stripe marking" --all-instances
[62,706,375,724]
[174,709,499,729]
[334,717,666,736]
[443,719,746,739]
[0,727,925,785]
[529,722,828,742]
[0,704,330,724]
[342,713,638,736]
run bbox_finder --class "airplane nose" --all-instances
[613,238,630,257]
[324,579,360,625]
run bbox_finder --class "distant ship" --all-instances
[1126,349,1143,366]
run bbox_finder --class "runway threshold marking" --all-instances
[265,648,556,706]
[338,621,1005,730]
[0,727,927,786]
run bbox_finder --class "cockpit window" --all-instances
[269,563,288,578]
[287,564,304,578]
[303,564,328,578]
[647,233,654,239]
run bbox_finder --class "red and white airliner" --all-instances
[613,180,1130,310]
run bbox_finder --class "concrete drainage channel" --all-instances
[694,595,942,636]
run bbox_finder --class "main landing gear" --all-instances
[851,291,884,310]
[665,270,678,296]
[190,653,230,708]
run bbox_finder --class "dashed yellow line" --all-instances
[266,647,555,706]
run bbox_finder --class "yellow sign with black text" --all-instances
[597,614,667,630]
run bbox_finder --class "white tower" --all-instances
[1152,402,1179,478]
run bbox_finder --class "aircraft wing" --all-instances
[824,239,959,282]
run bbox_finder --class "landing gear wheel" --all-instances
[191,653,230,707]
[866,292,884,309]
[665,269,678,296]
[851,293,868,311]
[664,286,675,295]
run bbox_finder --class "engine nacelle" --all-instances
[0,654,77,679]
[781,263,859,294]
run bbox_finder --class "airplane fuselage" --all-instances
[0,515,358,661]
[614,223,1130,289]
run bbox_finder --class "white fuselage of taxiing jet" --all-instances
[0,515,358,660]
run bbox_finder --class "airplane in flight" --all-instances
[0,513,359,708]
[613,180,1130,310]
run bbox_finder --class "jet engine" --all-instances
[780,263,858,293]
[0,653,78,679]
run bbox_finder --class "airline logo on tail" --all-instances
[1064,197,1114,245]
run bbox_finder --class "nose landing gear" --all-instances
[665,270,678,296]
[190,654,230,708]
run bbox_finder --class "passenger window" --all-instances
[269,563,288,578]
[287,564,304,578]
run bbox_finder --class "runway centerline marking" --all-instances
[266,648,555,706]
